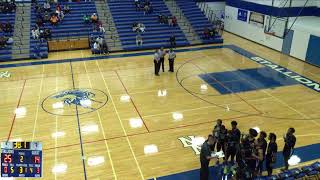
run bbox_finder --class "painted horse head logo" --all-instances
[52,89,102,110]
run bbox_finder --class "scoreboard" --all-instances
[1,142,42,177]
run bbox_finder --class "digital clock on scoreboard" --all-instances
[1,141,42,177]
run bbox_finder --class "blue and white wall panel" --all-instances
[224,6,284,51]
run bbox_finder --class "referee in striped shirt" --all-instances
[158,47,166,72]
[154,49,160,76]
[168,48,176,72]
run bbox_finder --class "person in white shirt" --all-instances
[43,2,50,12]
[31,28,40,39]
[154,49,160,76]
[99,25,105,34]
[93,42,100,54]
[168,48,176,72]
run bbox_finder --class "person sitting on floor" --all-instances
[134,0,140,11]
[132,22,138,32]
[158,13,164,24]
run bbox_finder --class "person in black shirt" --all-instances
[266,133,277,176]
[282,127,296,170]
[217,125,227,155]
[257,131,267,175]
[212,119,222,151]
[200,135,217,180]
[226,121,241,163]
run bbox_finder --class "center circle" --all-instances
[42,88,108,116]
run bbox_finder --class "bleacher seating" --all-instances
[175,0,223,44]
[0,13,15,61]
[31,0,101,39]
[257,161,320,180]
[108,0,190,51]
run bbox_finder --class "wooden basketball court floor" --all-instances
[0,32,319,179]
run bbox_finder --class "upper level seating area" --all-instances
[31,0,102,40]
[0,10,15,61]
[175,0,223,44]
[108,0,189,51]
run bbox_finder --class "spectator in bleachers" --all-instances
[44,28,52,40]
[31,28,40,39]
[0,36,6,48]
[36,17,44,27]
[43,1,51,12]
[4,22,12,33]
[169,34,176,48]
[0,22,4,32]
[63,4,70,14]
[171,16,177,26]
[99,24,105,34]
[56,3,62,12]
[0,1,16,13]
[83,14,90,24]
[158,13,164,24]
[137,23,145,33]
[92,41,100,54]
[91,13,98,23]
[132,22,138,32]
[143,4,149,15]
[50,14,59,26]
[43,11,51,22]
[96,36,103,46]
[134,0,140,11]
[6,36,13,45]
[203,27,210,39]
[209,27,216,39]
[136,33,143,46]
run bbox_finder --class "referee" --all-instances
[159,47,166,72]
[200,135,217,180]
[168,48,176,72]
[154,49,160,76]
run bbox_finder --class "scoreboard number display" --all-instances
[1,142,42,177]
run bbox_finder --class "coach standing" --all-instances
[154,49,160,76]
[168,48,176,72]
[159,47,166,72]
[200,135,217,180]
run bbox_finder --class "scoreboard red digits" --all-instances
[33,155,41,164]
[1,142,42,178]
